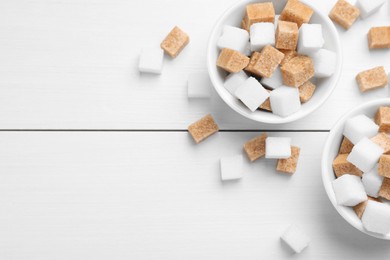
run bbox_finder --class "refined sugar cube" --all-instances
[371,133,390,154]
[356,66,388,92]
[368,27,390,49]
[260,67,283,90]
[378,155,390,178]
[246,45,284,78]
[243,2,275,31]
[280,225,310,254]
[244,133,267,162]
[250,23,275,51]
[347,138,384,173]
[161,26,190,58]
[270,86,301,117]
[297,24,324,55]
[353,197,381,219]
[275,21,299,51]
[235,77,270,112]
[339,137,354,154]
[188,114,219,144]
[224,71,248,95]
[312,49,337,78]
[277,146,300,174]
[362,165,384,197]
[299,81,316,103]
[187,73,212,99]
[217,48,250,73]
[343,114,379,144]
[217,25,250,54]
[220,155,243,181]
[244,41,252,56]
[279,0,314,28]
[138,47,164,74]
[265,137,291,159]
[332,154,363,178]
[356,0,385,19]
[281,56,315,87]
[361,200,390,235]
[379,177,390,200]
[329,0,360,30]
[332,174,367,206]
[375,106,390,134]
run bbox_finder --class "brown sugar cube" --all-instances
[281,55,314,87]
[353,197,382,219]
[332,154,363,178]
[260,90,272,112]
[378,155,390,178]
[161,26,189,58]
[379,177,390,200]
[245,52,261,75]
[375,106,390,134]
[245,45,284,78]
[339,137,354,154]
[329,0,360,30]
[217,48,250,73]
[277,146,300,174]
[356,66,388,92]
[368,27,390,49]
[243,2,275,31]
[243,133,267,162]
[188,114,219,144]
[279,0,313,28]
[371,133,390,154]
[279,50,298,66]
[276,21,299,51]
[298,81,316,103]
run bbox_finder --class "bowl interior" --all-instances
[207,0,342,124]
[322,98,390,240]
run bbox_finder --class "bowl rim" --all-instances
[206,0,343,124]
[321,98,390,240]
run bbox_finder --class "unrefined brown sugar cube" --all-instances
[281,56,314,87]
[329,0,360,30]
[277,146,300,174]
[378,155,390,178]
[161,26,190,58]
[245,45,284,78]
[243,2,275,31]
[375,106,390,134]
[339,137,354,154]
[243,133,267,162]
[245,52,261,75]
[356,66,388,92]
[276,21,299,50]
[379,177,390,200]
[298,81,316,103]
[353,196,382,219]
[371,133,390,154]
[188,114,219,144]
[332,154,363,178]
[279,0,313,28]
[279,50,297,66]
[217,48,250,73]
[368,27,390,49]
[260,90,272,111]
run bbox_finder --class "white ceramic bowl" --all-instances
[322,98,390,240]
[207,0,342,124]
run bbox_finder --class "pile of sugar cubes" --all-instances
[332,106,390,235]
[216,0,337,117]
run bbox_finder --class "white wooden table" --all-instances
[0,0,390,259]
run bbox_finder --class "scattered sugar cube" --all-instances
[378,155,390,178]
[375,106,390,134]
[280,50,297,66]
[362,165,384,197]
[243,2,275,31]
[297,24,324,55]
[217,25,250,54]
[243,133,267,162]
[279,0,314,28]
[245,45,284,78]
[332,154,363,178]
[275,21,299,51]
[368,27,390,49]
[356,0,385,19]
[339,137,354,154]
[220,155,243,181]
[361,200,390,235]
[265,137,291,159]
[299,81,316,103]
[281,56,315,87]
[224,71,248,95]
[217,48,250,73]
[161,26,190,58]
[329,0,360,30]
[347,138,384,173]
[235,77,270,112]
[187,73,212,99]
[312,49,337,78]
[371,133,390,154]
[250,23,275,51]
[343,114,379,144]
[280,225,310,254]
[188,114,219,144]
[138,47,164,74]
[356,66,388,92]
[332,174,367,206]
[353,197,382,219]
[270,86,301,117]
[277,146,300,174]
[260,67,283,90]
[379,177,390,200]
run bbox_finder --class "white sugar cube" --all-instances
[250,23,275,52]
[235,77,270,112]
[347,138,384,173]
[138,47,164,74]
[244,41,252,57]
[265,137,291,159]
[297,24,324,55]
[332,174,367,206]
[260,67,283,90]
[312,49,337,78]
[220,154,243,181]
[274,15,280,28]
[217,25,250,54]
[269,86,301,117]
[187,73,212,99]
[280,225,310,254]
[356,0,385,19]
[343,115,379,144]
[362,165,384,198]
[362,200,390,235]
[224,71,248,95]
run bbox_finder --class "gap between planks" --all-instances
[0,129,330,133]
